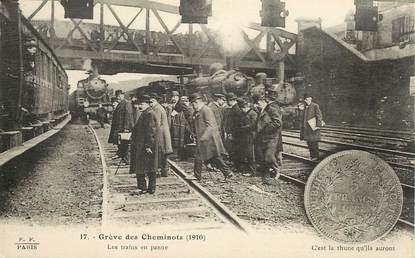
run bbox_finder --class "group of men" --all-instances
[107,73,324,194]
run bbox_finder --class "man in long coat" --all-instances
[190,93,233,181]
[224,92,242,171]
[300,93,324,161]
[255,92,283,185]
[149,93,173,177]
[170,96,194,160]
[129,95,159,194]
[207,93,226,140]
[108,90,133,161]
[236,98,258,176]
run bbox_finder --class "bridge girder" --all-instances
[24,0,298,77]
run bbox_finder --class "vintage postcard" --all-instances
[0,0,413,257]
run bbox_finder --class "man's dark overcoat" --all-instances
[152,103,173,154]
[300,102,323,142]
[255,101,283,167]
[193,105,227,161]
[108,99,133,144]
[129,108,160,175]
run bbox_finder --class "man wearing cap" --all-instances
[207,93,226,140]
[300,94,323,161]
[255,86,283,185]
[224,92,242,170]
[149,93,173,177]
[130,95,160,194]
[168,91,186,156]
[249,72,267,102]
[189,93,233,181]
[108,90,133,163]
[236,98,258,176]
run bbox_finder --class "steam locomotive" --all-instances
[0,2,69,133]
[73,73,113,120]
[135,67,300,129]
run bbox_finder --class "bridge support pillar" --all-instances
[277,60,285,83]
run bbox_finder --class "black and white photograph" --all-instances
[0,0,413,257]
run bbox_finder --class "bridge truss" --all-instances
[25,0,297,78]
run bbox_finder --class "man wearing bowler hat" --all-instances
[108,90,133,163]
[189,93,233,181]
[129,95,159,194]
[254,85,283,185]
[300,93,324,161]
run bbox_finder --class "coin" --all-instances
[304,150,403,243]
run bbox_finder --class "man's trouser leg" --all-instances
[194,149,203,181]
[148,172,156,194]
[160,155,169,177]
[136,173,147,191]
[307,141,319,159]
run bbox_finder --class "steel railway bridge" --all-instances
[25,0,297,79]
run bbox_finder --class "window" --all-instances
[392,16,415,44]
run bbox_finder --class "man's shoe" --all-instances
[224,172,234,180]
[148,189,155,194]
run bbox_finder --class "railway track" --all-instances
[89,122,248,233]
[282,131,415,184]
[286,128,413,152]
[322,125,415,140]
[279,152,415,228]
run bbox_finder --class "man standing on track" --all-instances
[224,92,242,172]
[190,93,233,181]
[149,93,173,177]
[299,93,324,161]
[96,103,107,128]
[108,90,133,163]
[255,90,283,185]
[130,95,159,194]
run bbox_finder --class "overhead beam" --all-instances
[96,0,178,14]
[106,3,143,53]
[247,22,297,41]
[28,0,48,20]
[151,8,186,56]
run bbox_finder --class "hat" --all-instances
[189,93,202,103]
[25,39,37,47]
[303,93,312,99]
[138,95,151,103]
[171,91,180,96]
[115,90,124,96]
[225,92,237,101]
[149,93,159,100]
[255,72,267,79]
[236,97,248,108]
[213,93,225,100]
